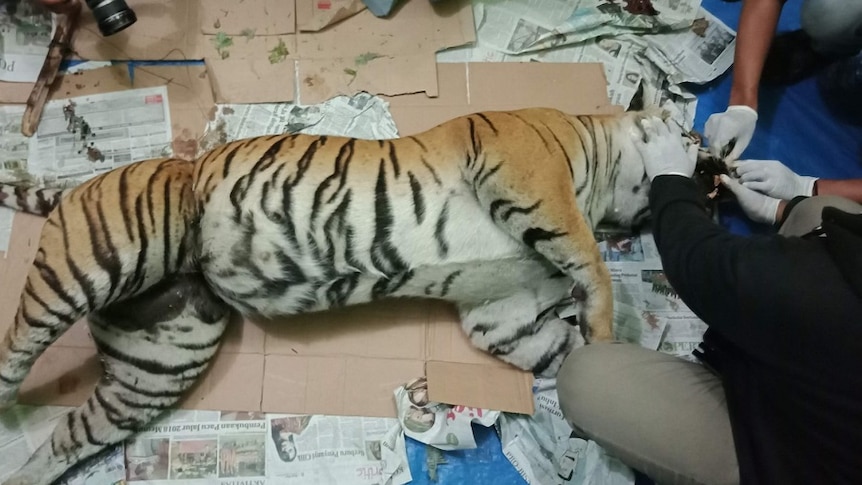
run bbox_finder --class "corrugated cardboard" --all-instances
[0,61,616,418]
[65,0,475,104]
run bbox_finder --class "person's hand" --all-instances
[720,174,781,224]
[704,105,758,162]
[734,159,817,200]
[632,117,698,181]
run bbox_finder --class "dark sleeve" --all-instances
[648,175,749,335]
[646,175,852,356]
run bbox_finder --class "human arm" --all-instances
[704,0,785,161]
[728,0,786,110]
[812,179,862,203]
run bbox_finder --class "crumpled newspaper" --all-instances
[393,377,500,451]
[497,378,635,485]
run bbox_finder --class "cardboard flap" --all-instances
[426,361,535,415]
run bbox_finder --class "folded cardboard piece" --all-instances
[0,61,616,418]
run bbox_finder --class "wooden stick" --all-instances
[21,1,82,137]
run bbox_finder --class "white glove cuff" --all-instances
[800,176,818,197]
[764,197,780,225]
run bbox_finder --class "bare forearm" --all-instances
[729,0,785,110]
[814,179,862,203]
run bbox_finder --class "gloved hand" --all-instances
[632,117,698,181]
[720,174,781,224]
[734,159,818,200]
[704,105,758,162]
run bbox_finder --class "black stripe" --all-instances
[161,177,173,275]
[111,374,186,398]
[115,393,176,410]
[440,270,461,297]
[421,157,442,185]
[67,412,83,448]
[93,336,211,375]
[522,227,567,251]
[124,196,150,295]
[24,284,76,326]
[388,140,400,178]
[501,200,541,222]
[468,118,481,167]
[145,170,158,228]
[408,136,427,151]
[510,113,547,149]
[118,168,135,241]
[532,330,571,376]
[311,139,354,227]
[469,322,493,336]
[326,273,359,307]
[371,269,415,300]
[80,411,105,445]
[32,257,82,313]
[434,200,450,258]
[370,160,407,275]
[489,199,512,222]
[92,201,123,302]
[407,172,425,224]
[0,371,21,384]
[221,144,244,179]
[477,162,503,188]
[475,113,499,135]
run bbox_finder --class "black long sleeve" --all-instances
[648,175,862,484]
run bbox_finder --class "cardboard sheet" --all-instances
[0,62,616,418]
[65,0,475,104]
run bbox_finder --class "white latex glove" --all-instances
[720,174,781,224]
[734,159,818,200]
[632,117,698,181]
[704,105,758,162]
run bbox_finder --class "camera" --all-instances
[84,0,136,36]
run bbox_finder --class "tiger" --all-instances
[0,107,696,485]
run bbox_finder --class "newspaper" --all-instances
[0,86,174,188]
[201,92,399,154]
[393,377,500,451]
[497,378,635,485]
[470,0,701,55]
[437,6,736,129]
[555,228,707,354]
[0,1,54,82]
[1,406,411,485]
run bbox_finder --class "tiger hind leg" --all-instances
[471,158,615,343]
[458,275,583,377]
[3,273,230,485]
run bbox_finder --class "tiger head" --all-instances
[601,109,702,228]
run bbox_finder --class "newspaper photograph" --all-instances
[498,378,636,485]
[393,377,500,452]
[201,92,399,154]
[1,405,411,485]
[470,0,701,55]
[0,0,54,82]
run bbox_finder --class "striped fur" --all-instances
[0,183,68,217]
[0,107,691,485]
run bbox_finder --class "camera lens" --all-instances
[84,0,137,37]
